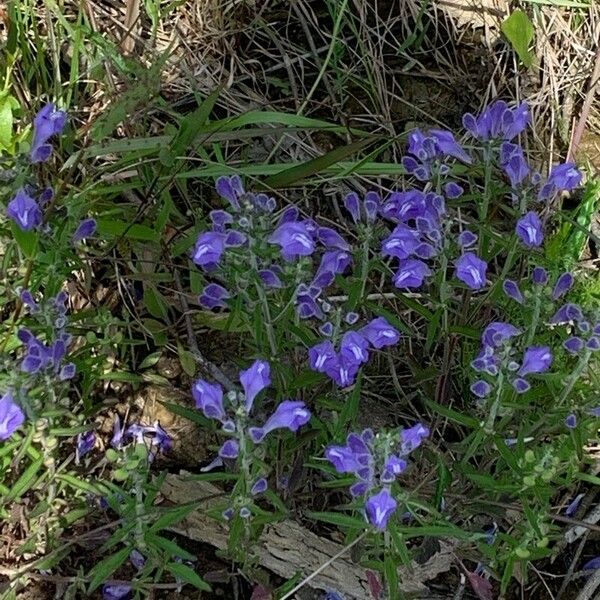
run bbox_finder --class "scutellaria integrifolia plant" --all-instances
[2,93,597,600]
[193,360,310,528]
[325,423,429,530]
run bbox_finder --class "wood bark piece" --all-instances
[162,472,454,599]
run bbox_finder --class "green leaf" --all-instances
[158,400,211,427]
[161,86,222,166]
[149,503,200,533]
[146,533,196,561]
[88,546,130,592]
[144,286,169,320]
[501,10,535,67]
[10,223,38,258]
[166,562,211,591]
[424,398,479,428]
[0,95,14,149]
[306,510,366,530]
[96,219,158,242]
[3,456,43,503]
[262,137,375,188]
[177,344,196,377]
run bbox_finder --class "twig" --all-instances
[279,531,367,600]
[171,270,235,391]
[568,46,600,162]
[574,566,600,600]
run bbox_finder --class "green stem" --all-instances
[134,472,147,552]
[357,227,371,305]
[524,288,542,347]
[558,349,592,406]
[249,255,277,358]
[485,370,505,433]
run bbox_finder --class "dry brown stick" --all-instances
[568,46,600,163]
[171,270,235,391]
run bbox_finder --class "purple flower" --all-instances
[364,192,380,223]
[59,362,76,381]
[215,175,244,210]
[429,129,471,163]
[519,346,553,376]
[512,378,531,393]
[516,212,543,248]
[199,283,230,309]
[210,209,234,230]
[72,218,97,242]
[240,360,271,412]
[343,192,361,223]
[503,279,524,304]
[345,312,360,325]
[444,182,464,199]
[268,221,315,261]
[249,400,311,442]
[471,380,492,398]
[317,227,350,250]
[565,414,577,429]
[325,354,360,388]
[381,455,408,482]
[325,440,365,474]
[500,142,530,187]
[20,290,39,312]
[111,415,125,448]
[538,163,582,201]
[7,189,42,231]
[463,101,529,141]
[192,380,225,422]
[251,478,268,495]
[30,103,67,163]
[563,336,584,354]
[457,230,478,248]
[401,423,429,453]
[482,322,521,348]
[76,430,96,463]
[151,421,171,453]
[565,493,585,516]
[224,230,247,248]
[366,488,397,530]
[218,439,239,459]
[583,557,600,571]
[0,393,25,441]
[381,224,421,259]
[313,250,352,287]
[102,584,132,600]
[340,331,370,365]
[259,268,283,288]
[393,259,431,289]
[130,549,146,570]
[552,272,574,300]
[550,303,583,324]
[359,317,400,349]
[532,267,548,285]
[455,253,487,290]
[587,337,600,351]
[309,340,337,373]
[192,231,226,269]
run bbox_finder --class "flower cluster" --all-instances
[325,424,429,530]
[194,176,354,320]
[0,291,79,441]
[471,322,553,397]
[110,415,172,457]
[308,317,400,387]
[4,104,96,241]
[17,291,76,381]
[193,360,310,517]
